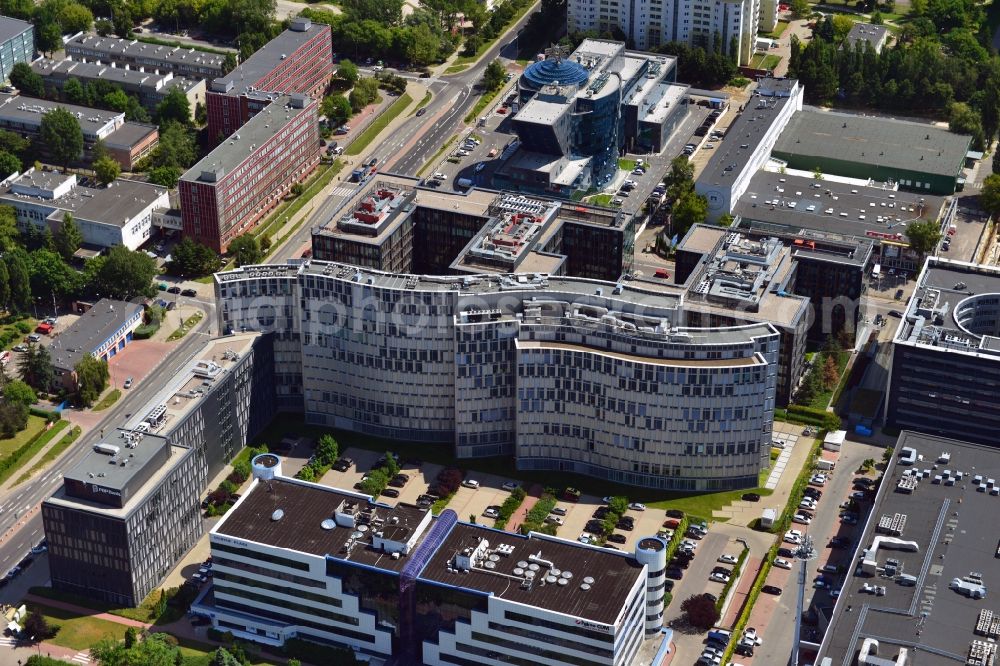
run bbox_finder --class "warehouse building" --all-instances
[191,471,659,665]
[216,260,778,491]
[887,258,1000,445]
[42,333,276,606]
[772,109,971,195]
[206,18,332,140]
[179,94,320,252]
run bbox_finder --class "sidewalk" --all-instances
[504,484,544,533]
[721,557,762,627]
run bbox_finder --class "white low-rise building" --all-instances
[0,169,169,250]
[193,472,653,665]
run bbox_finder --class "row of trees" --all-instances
[790,14,1000,151]
[661,156,708,238]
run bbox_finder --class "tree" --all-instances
[92,246,157,299]
[10,62,44,98]
[664,155,695,202]
[315,433,339,465]
[29,247,80,298]
[796,365,823,405]
[0,260,11,313]
[607,496,629,516]
[18,344,53,391]
[93,155,120,186]
[22,610,54,640]
[483,59,506,91]
[63,76,86,104]
[0,129,30,162]
[228,233,263,267]
[222,52,238,74]
[91,632,181,666]
[359,468,389,495]
[124,627,138,649]
[337,59,359,85]
[169,238,222,277]
[75,355,109,406]
[40,107,84,169]
[790,0,810,17]
[383,451,400,477]
[671,192,708,236]
[58,2,93,32]
[156,87,192,126]
[209,649,243,666]
[4,379,35,407]
[148,165,182,188]
[4,250,31,313]
[681,594,720,630]
[54,213,83,261]
[948,101,985,150]
[822,354,840,390]
[150,122,197,169]
[435,467,463,495]
[904,219,943,259]
[980,173,1000,216]
[321,93,352,125]
[0,150,19,179]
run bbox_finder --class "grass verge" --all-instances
[763,19,789,38]
[464,85,505,124]
[30,585,189,626]
[618,158,637,171]
[346,93,413,156]
[0,414,47,458]
[167,312,204,341]
[444,64,469,74]
[452,0,537,65]
[93,389,121,412]
[0,419,67,486]
[14,426,80,486]
[715,545,749,613]
[28,602,127,650]
[749,53,782,70]
[133,35,232,55]
[412,91,433,113]
[417,134,458,176]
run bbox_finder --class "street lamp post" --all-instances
[790,534,818,666]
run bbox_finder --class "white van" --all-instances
[816,459,835,471]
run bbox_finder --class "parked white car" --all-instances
[709,572,731,584]
[774,557,792,569]
[792,513,812,525]
[718,553,738,565]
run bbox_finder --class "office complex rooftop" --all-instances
[422,522,646,624]
[0,92,122,138]
[31,57,202,96]
[895,258,1000,358]
[181,94,311,184]
[735,171,943,240]
[819,431,1000,666]
[845,22,889,50]
[775,109,971,178]
[699,78,797,189]
[0,171,168,229]
[210,18,320,97]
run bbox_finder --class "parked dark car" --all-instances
[666,509,684,519]
[666,568,684,580]
[742,492,761,502]
[607,533,627,544]
[382,488,400,498]
[778,547,796,558]
[762,585,782,595]
[168,286,181,294]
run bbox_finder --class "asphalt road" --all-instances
[270,3,542,263]
[0,305,215,592]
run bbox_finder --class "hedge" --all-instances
[715,545,749,613]
[29,407,59,422]
[0,419,68,484]
[520,493,557,534]
[494,487,527,530]
[784,405,842,431]
[133,323,159,340]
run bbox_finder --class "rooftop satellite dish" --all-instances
[321,519,336,530]
[270,509,284,521]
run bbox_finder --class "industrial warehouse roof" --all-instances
[819,432,1000,666]
[774,109,971,177]
[180,95,312,184]
[420,522,646,625]
[65,34,227,73]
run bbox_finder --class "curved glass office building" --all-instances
[216,261,778,491]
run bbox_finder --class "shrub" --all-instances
[15,321,31,334]
[520,493,557,534]
[681,594,720,630]
[494,487,527,529]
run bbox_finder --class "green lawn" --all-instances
[0,419,68,486]
[749,52,782,70]
[30,602,127,650]
[93,389,121,412]
[762,19,789,38]
[444,64,469,74]
[807,350,851,409]
[252,414,769,509]
[0,414,46,458]
[589,194,615,206]
[346,93,413,156]
[618,158,637,171]
[412,91,433,113]
[14,426,80,486]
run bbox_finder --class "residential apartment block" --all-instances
[65,33,227,80]
[42,333,276,606]
[179,94,320,252]
[567,0,761,64]
[0,16,34,82]
[206,18,332,140]
[312,177,635,283]
[216,260,777,491]
[191,472,657,665]
[0,169,169,250]
[31,57,205,122]
[887,258,1000,445]
[0,93,159,169]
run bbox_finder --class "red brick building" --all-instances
[179,94,320,252]
[207,17,332,141]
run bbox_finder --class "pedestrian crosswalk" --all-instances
[330,186,356,198]
[0,635,16,648]
[71,650,91,664]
